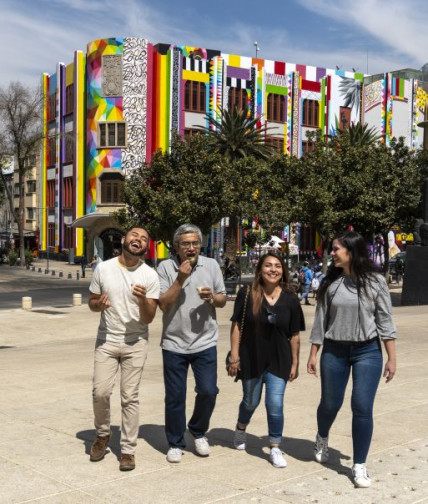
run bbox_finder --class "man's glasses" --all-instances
[266,309,277,325]
[179,241,201,248]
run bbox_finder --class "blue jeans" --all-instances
[238,370,287,444]
[163,346,219,449]
[302,283,310,302]
[317,338,382,464]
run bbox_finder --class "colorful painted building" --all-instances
[40,37,428,260]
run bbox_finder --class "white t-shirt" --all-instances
[89,257,160,343]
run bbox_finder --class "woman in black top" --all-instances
[227,252,305,468]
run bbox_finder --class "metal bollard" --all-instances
[67,273,72,279]
[31,266,35,271]
[22,296,32,311]
[45,269,49,274]
[73,293,82,306]
[38,267,42,273]
[76,271,80,281]
[51,270,56,276]
[59,271,63,278]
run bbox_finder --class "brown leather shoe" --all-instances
[90,434,110,462]
[119,453,135,471]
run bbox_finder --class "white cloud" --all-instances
[297,0,428,69]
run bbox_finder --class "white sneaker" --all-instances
[314,433,329,463]
[269,447,287,468]
[194,436,210,456]
[233,428,247,450]
[166,447,183,463]
[352,463,371,488]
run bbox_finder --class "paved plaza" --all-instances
[1,266,428,503]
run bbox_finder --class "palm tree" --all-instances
[195,106,274,261]
[196,106,273,161]
[337,122,381,146]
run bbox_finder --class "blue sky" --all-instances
[1,0,427,87]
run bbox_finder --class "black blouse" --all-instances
[231,287,305,381]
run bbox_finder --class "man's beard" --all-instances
[122,240,146,257]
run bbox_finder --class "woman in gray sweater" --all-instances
[307,231,396,489]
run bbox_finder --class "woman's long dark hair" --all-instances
[317,231,375,304]
[251,252,290,317]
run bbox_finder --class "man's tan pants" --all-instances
[92,339,148,454]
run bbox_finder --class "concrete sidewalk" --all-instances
[1,293,428,503]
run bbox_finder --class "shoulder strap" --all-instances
[238,285,250,345]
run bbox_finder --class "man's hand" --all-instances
[97,294,111,311]
[198,286,214,303]
[177,260,193,285]
[132,283,147,303]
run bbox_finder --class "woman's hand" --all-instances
[227,360,240,377]
[383,358,396,382]
[307,354,318,377]
[289,363,299,382]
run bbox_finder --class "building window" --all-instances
[183,128,202,143]
[47,180,55,208]
[302,140,316,155]
[98,122,127,148]
[26,180,36,194]
[63,177,73,209]
[26,207,35,220]
[100,172,124,204]
[48,223,55,247]
[65,84,74,115]
[64,131,74,163]
[302,99,319,127]
[228,88,248,112]
[184,81,206,113]
[265,136,284,153]
[267,94,286,123]
[339,106,351,130]
[48,136,56,166]
[48,93,56,122]
[14,183,20,197]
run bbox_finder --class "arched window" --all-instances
[100,172,124,204]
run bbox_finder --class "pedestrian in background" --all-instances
[157,224,227,463]
[80,255,87,278]
[307,231,396,488]
[300,261,314,305]
[88,226,159,471]
[227,252,305,468]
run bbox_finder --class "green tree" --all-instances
[117,134,226,244]
[197,106,273,161]
[0,82,42,266]
[336,122,381,146]
[296,132,425,272]
[195,106,274,260]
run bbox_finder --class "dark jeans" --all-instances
[317,338,382,464]
[163,346,219,449]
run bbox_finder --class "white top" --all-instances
[89,257,160,343]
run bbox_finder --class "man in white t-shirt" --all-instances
[88,226,160,471]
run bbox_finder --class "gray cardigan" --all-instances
[310,273,397,345]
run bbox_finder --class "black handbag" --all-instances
[226,285,250,380]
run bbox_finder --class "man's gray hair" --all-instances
[173,223,202,250]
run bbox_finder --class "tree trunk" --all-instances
[224,214,239,263]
